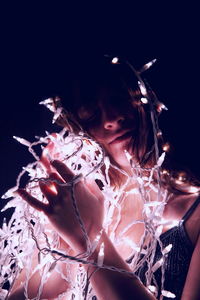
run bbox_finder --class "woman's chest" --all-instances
[106,193,200,257]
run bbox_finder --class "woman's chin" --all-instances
[104,143,133,172]
[106,137,133,155]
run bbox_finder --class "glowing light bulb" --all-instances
[39,98,55,112]
[148,285,157,293]
[157,152,165,167]
[48,183,58,195]
[177,172,186,181]
[157,130,162,137]
[97,242,105,266]
[39,98,53,105]
[162,143,170,152]
[124,150,132,163]
[162,169,169,175]
[141,97,148,104]
[138,81,147,96]
[13,136,31,147]
[139,59,157,73]
[157,102,168,113]
[152,258,164,272]
[188,186,200,193]
[162,244,172,255]
[161,290,176,298]
[111,57,119,64]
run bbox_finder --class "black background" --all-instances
[1,2,200,222]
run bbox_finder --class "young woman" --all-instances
[4,57,200,299]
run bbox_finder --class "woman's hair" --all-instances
[54,57,200,194]
[57,59,159,162]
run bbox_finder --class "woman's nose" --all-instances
[103,115,125,130]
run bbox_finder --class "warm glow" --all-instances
[157,130,162,137]
[148,285,156,293]
[124,149,132,162]
[157,102,168,113]
[13,136,31,147]
[161,290,176,298]
[140,59,157,73]
[188,186,199,193]
[141,97,148,104]
[1,64,182,299]
[138,81,147,96]
[111,57,119,64]
[162,143,170,152]
[162,169,169,175]
[97,243,105,266]
[48,183,58,195]
[152,258,164,272]
[162,244,172,255]
[177,172,186,181]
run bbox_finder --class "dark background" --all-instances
[1,2,200,222]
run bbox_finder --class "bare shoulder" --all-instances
[181,193,200,246]
[164,192,200,245]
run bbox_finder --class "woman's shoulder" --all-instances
[169,192,200,245]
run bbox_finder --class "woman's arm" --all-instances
[8,262,71,300]
[181,232,200,300]
[17,160,155,300]
[85,231,155,300]
[8,237,73,300]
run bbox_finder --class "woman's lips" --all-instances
[109,131,133,144]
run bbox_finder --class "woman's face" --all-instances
[77,87,137,170]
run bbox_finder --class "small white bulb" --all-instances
[111,57,119,64]
[138,81,147,96]
[161,290,176,298]
[157,130,162,137]
[148,285,157,293]
[162,143,170,152]
[141,97,148,104]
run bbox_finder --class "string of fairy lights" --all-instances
[1,56,196,299]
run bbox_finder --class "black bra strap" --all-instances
[182,196,200,222]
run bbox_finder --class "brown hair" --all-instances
[54,59,200,194]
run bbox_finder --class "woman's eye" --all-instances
[78,107,100,123]
[84,111,100,123]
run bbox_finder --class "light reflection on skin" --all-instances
[76,92,199,239]
[77,89,137,174]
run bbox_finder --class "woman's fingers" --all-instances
[51,160,75,182]
[40,133,59,172]
[51,160,104,201]
[39,172,65,203]
[17,189,48,212]
[49,172,65,183]
[86,179,104,201]
[39,181,58,203]
[40,141,55,173]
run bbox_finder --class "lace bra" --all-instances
[135,196,200,299]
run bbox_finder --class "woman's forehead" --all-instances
[80,84,132,108]
[67,62,140,113]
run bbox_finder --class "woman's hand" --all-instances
[17,159,104,254]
